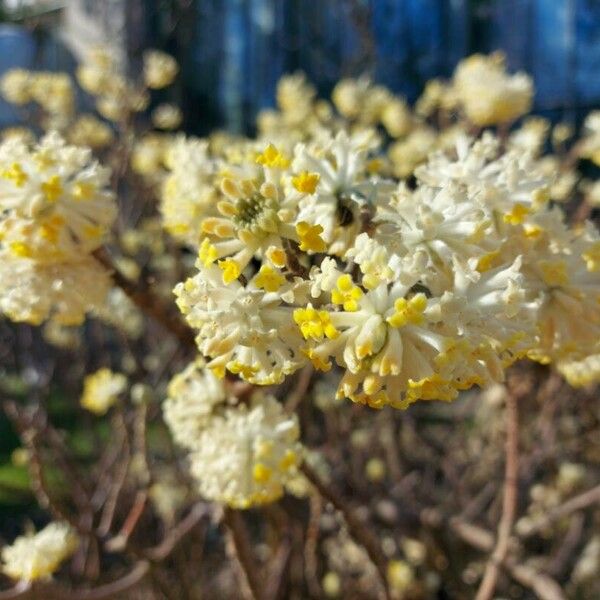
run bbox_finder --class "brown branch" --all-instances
[63,560,150,600]
[145,503,210,562]
[265,537,292,600]
[517,483,600,539]
[284,366,313,413]
[105,490,148,553]
[304,493,323,599]
[438,517,566,600]
[223,508,266,600]
[3,402,78,529]
[93,247,195,350]
[475,387,520,600]
[97,411,131,537]
[300,462,391,600]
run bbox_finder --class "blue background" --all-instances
[2,1,600,132]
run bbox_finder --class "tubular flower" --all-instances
[197,144,319,281]
[188,395,302,509]
[164,63,600,412]
[293,131,394,255]
[174,263,309,384]
[160,136,220,245]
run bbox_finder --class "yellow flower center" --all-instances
[387,293,427,328]
[255,144,290,168]
[294,305,339,340]
[331,274,363,311]
[218,258,241,284]
[292,171,320,194]
[41,175,63,202]
[2,162,28,187]
[296,221,326,253]
[539,259,568,287]
[254,265,285,292]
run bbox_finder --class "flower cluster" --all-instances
[0,133,116,324]
[172,99,600,408]
[80,368,128,415]
[1,522,78,582]
[163,360,302,508]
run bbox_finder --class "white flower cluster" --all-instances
[163,360,302,508]
[173,130,600,408]
[0,133,116,324]
[1,522,78,582]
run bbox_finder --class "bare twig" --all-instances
[146,503,210,562]
[105,490,148,552]
[284,366,313,413]
[64,560,150,600]
[93,247,195,350]
[0,583,31,600]
[475,387,520,600]
[300,462,391,600]
[304,493,323,599]
[442,518,566,600]
[517,483,600,539]
[223,508,266,600]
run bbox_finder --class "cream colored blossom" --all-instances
[80,368,127,415]
[152,103,183,130]
[0,251,111,325]
[453,52,533,126]
[163,359,230,449]
[0,132,115,261]
[0,69,31,104]
[143,50,179,89]
[2,522,78,582]
[160,136,219,243]
[68,115,113,149]
[189,394,302,508]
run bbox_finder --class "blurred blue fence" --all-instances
[2,1,600,132]
[157,0,600,132]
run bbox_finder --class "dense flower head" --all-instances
[0,132,115,261]
[173,110,600,405]
[1,522,78,582]
[452,52,533,126]
[0,251,112,325]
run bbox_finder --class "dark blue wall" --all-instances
[2,1,600,132]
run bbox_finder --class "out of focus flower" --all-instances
[2,522,78,582]
[68,115,113,149]
[80,368,127,415]
[152,103,183,130]
[143,50,179,89]
[453,52,533,126]
[0,252,112,325]
[0,69,31,104]
[131,134,169,176]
